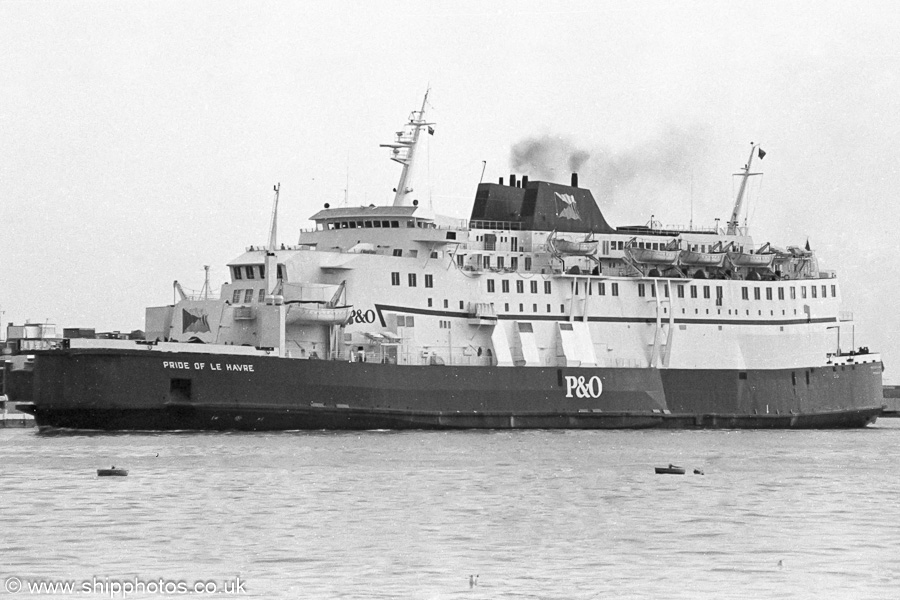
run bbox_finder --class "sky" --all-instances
[2,1,899,379]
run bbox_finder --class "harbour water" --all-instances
[2,422,900,599]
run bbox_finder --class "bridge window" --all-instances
[233,267,242,280]
[364,221,372,228]
[277,264,285,279]
[245,266,255,279]
[243,289,253,303]
[232,290,241,303]
[393,249,402,257]
[391,221,399,228]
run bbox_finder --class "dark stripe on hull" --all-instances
[21,348,884,431]
[22,405,882,431]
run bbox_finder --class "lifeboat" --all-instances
[547,232,598,256]
[285,302,354,325]
[626,247,680,265]
[680,251,726,267]
[727,252,775,268]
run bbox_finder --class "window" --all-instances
[677,285,685,298]
[444,299,449,308]
[525,257,532,271]
[544,281,551,294]
[511,257,518,270]
[831,284,837,297]
[754,288,761,300]
[276,264,285,279]
[703,286,710,299]
[821,285,827,298]
[425,274,433,288]
[244,289,254,303]
[502,280,510,293]
[497,256,505,269]
[483,255,491,269]
[391,221,399,228]
[393,249,402,257]
[511,238,518,252]
[233,267,242,280]
[518,303,523,311]
[408,273,417,287]
[428,298,433,307]
[742,287,749,300]
[245,266,255,279]
[811,286,817,298]
[516,280,524,293]
[766,288,773,300]
[259,265,265,278]
[778,288,784,300]
[690,285,697,299]
[612,283,619,296]
[638,283,646,297]
[460,301,465,309]
[258,289,266,302]
[391,272,400,286]
[487,279,495,293]
[599,282,606,295]
[530,281,538,294]
[790,287,796,300]
[801,286,807,299]
[232,289,241,303]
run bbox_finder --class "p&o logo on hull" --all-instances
[564,375,603,399]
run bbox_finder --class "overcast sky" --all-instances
[2,1,899,379]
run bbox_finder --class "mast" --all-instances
[265,183,280,295]
[726,143,764,235]
[380,89,433,207]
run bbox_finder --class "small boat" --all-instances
[655,464,685,475]
[680,250,726,267]
[626,247,680,265]
[97,466,128,477]
[727,251,774,268]
[285,302,354,325]
[547,232,599,256]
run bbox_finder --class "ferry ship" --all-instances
[12,93,884,429]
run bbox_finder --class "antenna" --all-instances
[201,265,211,300]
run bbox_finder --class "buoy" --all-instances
[693,469,704,475]
[97,466,128,477]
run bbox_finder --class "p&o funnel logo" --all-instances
[182,309,211,333]
[555,193,581,220]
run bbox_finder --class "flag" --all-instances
[758,147,766,160]
[805,239,811,251]
[427,126,434,135]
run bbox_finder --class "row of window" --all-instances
[388,272,837,304]
[232,265,285,281]
[232,288,266,304]
[322,219,444,231]
[481,255,533,270]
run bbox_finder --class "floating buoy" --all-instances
[693,469,704,475]
[655,464,685,475]
[97,466,128,477]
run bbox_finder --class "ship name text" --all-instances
[163,360,255,372]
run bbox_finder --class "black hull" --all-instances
[15,348,885,431]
